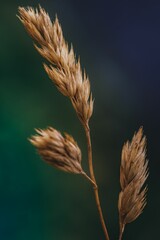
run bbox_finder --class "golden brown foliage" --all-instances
[18,6,149,240]
[29,127,83,174]
[118,127,148,239]
[18,6,93,124]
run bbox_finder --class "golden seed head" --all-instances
[118,127,148,227]
[29,127,83,174]
[18,6,94,124]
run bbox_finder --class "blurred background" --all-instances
[0,0,160,239]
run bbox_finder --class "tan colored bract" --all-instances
[30,128,83,174]
[18,6,93,125]
[118,127,148,239]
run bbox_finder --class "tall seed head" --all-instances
[18,6,94,124]
[118,127,149,233]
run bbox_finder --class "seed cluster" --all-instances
[18,6,93,124]
[118,128,148,235]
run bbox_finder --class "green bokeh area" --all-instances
[1,0,160,239]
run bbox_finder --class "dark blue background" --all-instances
[0,0,160,239]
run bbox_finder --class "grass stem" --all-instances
[84,123,110,240]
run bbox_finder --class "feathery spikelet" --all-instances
[118,127,148,237]
[18,6,94,124]
[29,127,83,174]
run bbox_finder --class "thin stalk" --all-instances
[81,171,97,189]
[84,123,110,240]
[119,231,123,240]
[119,223,125,240]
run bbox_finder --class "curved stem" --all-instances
[119,231,123,240]
[81,171,97,189]
[119,223,125,240]
[84,123,110,240]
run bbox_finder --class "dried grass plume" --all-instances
[29,127,83,174]
[18,6,94,125]
[118,127,149,240]
[18,5,150,240]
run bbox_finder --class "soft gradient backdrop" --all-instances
[1,0,160,239]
